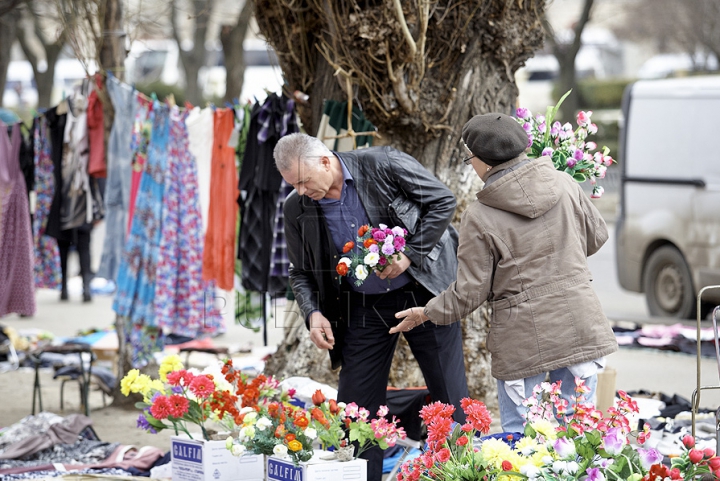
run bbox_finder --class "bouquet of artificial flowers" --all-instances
[336,223,407,286]
[516,90,615,199]
[307,389,407,459]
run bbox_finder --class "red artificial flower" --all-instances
[358,225,369,236]
[460,398,492,434]
[682,434,695,448]
[501,460,513,471]
[704,447,716,458]
[275,425,286,438]
[293,413,309,428]
[342,241,355,253]
[167,369,194,386]
[435,448,451,464]
[329,399,340,415]
[709,457,720,470]
[312,389,326,406]
[168,394,189,418]
[363,238,378,248]
[689,449,704,464]
[456,436,468,446]
[285,433,296,442]
[189,375,215,398]
[150,395,171,420]
[336,262,349,276]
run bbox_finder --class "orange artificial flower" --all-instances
[336,262,349,276]
[363,238,377,248]
[342,241,355,253]
[329,399,340,415]
[358,225,369,236]
[285,433,296,442]
[293,413,309,428]
[287,440,303,452]
[312,389,326,406]
[275,425,286,438]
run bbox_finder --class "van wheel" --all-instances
[644,246,695,319]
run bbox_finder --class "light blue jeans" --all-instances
[497,359,602,433]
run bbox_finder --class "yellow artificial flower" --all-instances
[120,369,140,396]
[158,354,184,381]
[142,379,166,402]
[131,374,152,394]
[530,419,557,441]
[480,438,514,469]
[287,440,303,452]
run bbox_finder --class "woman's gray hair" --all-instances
[274,133,332,172]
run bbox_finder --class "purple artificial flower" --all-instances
[381,243,395,256]
[538,122,546,134]
[602,427,626,455]
[566,158,577,168]
[573,149,584,161]
[137,414,156,434]
[522,122,532,133]
[393,236,406,251]
[372,230,386,242]
[536,115,545,124]
[172,386,184,394]
[369,244,379,254]
[516,107,531,120]
[527,135,534,148]
[637,447,664,470]
[541,147,554,157]
[585,467,606,481]
[551,121,561,136]
[553,437,576,458]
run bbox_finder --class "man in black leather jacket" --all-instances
[275,133,468,481]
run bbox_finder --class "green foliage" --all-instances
[553,78,634,112]
[135,81,186,106]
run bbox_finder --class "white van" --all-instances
[616,75,720,318]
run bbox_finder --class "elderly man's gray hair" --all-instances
[274,133,332,172]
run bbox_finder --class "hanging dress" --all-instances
[185,107,214,234]
[32,116,61,289]
[97,76,136,282]
[113,104,169,368]
[127,95,153,236]
[0,121,36,317]
[201,109,238,291]
[154,109,224,338]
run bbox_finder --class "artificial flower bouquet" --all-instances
[308,389,408,459]
[516,90,615,199]
[121,356,291,442]
[336,223,407,286]
[397,379,720,481]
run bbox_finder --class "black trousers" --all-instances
[337,281,469,481]
[57,229,92,287]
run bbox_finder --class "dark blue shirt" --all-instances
[318,156,411,294]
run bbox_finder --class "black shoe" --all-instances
[60,287,69,301]
[83,290,92,303]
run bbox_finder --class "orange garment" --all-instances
[202,109,238,290]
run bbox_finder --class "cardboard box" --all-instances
[171,436,264,481]
[267,451,367,481]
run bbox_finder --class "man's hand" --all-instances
[376,252,411,280]
[309,311,335,350]
[389,306,429,334]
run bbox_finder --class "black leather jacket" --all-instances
[284,146,459,369]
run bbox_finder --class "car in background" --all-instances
[616,75,720,319]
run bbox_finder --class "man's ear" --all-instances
[320,155,331,170]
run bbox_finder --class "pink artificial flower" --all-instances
[369,244,379,254]
[516,107,531,120]
[378,256,388,266]
[168,394,190,418]
[638,447,664,470]
[393,237,405,251]
[577,110,592,126]
[591,186,604,198]
[602,427,626,455]
[588,123,598,134]
[542,147,554,157]
[377,405,389,417]
[189,375,215,398]
[381,243,395,256]
[522,122,532,132]
[567,158,577,168]
[586,141,597,151]
[585,467,606,481]
[435,448,451,463]
[373,230,386,242]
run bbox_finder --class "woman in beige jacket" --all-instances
[391,113,618,432]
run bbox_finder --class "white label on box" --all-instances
[172,439,206,481]
[267,457,303,481]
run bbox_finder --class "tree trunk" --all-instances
[172,0,213,106]
[0,9,19,107]
[256,0,545,408]
[220,0,252,103]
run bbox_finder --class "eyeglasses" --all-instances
[460,140,474,165]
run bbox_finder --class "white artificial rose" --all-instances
[338,257,352,267]
[273,444,288,457]
[378,223,388,230]
[243,411,258,424]
[304,427,317,440]
[231,444,247,457]
[363,252,379,267]
[240,406,255,415]
[256,417,272,431]
[355,265,368,280]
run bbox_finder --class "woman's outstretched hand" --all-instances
[389,306,429,334]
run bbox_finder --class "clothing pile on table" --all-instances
[0,413,168,480]
[613,322,720,358]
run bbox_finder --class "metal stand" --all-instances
[690,285,720,450]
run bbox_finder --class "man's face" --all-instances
[281,156,332,200]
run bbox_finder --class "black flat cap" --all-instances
[462,113,528,166]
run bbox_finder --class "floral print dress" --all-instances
[153,109,224,338]
[32,117,61,289]
[113,104,168,367]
